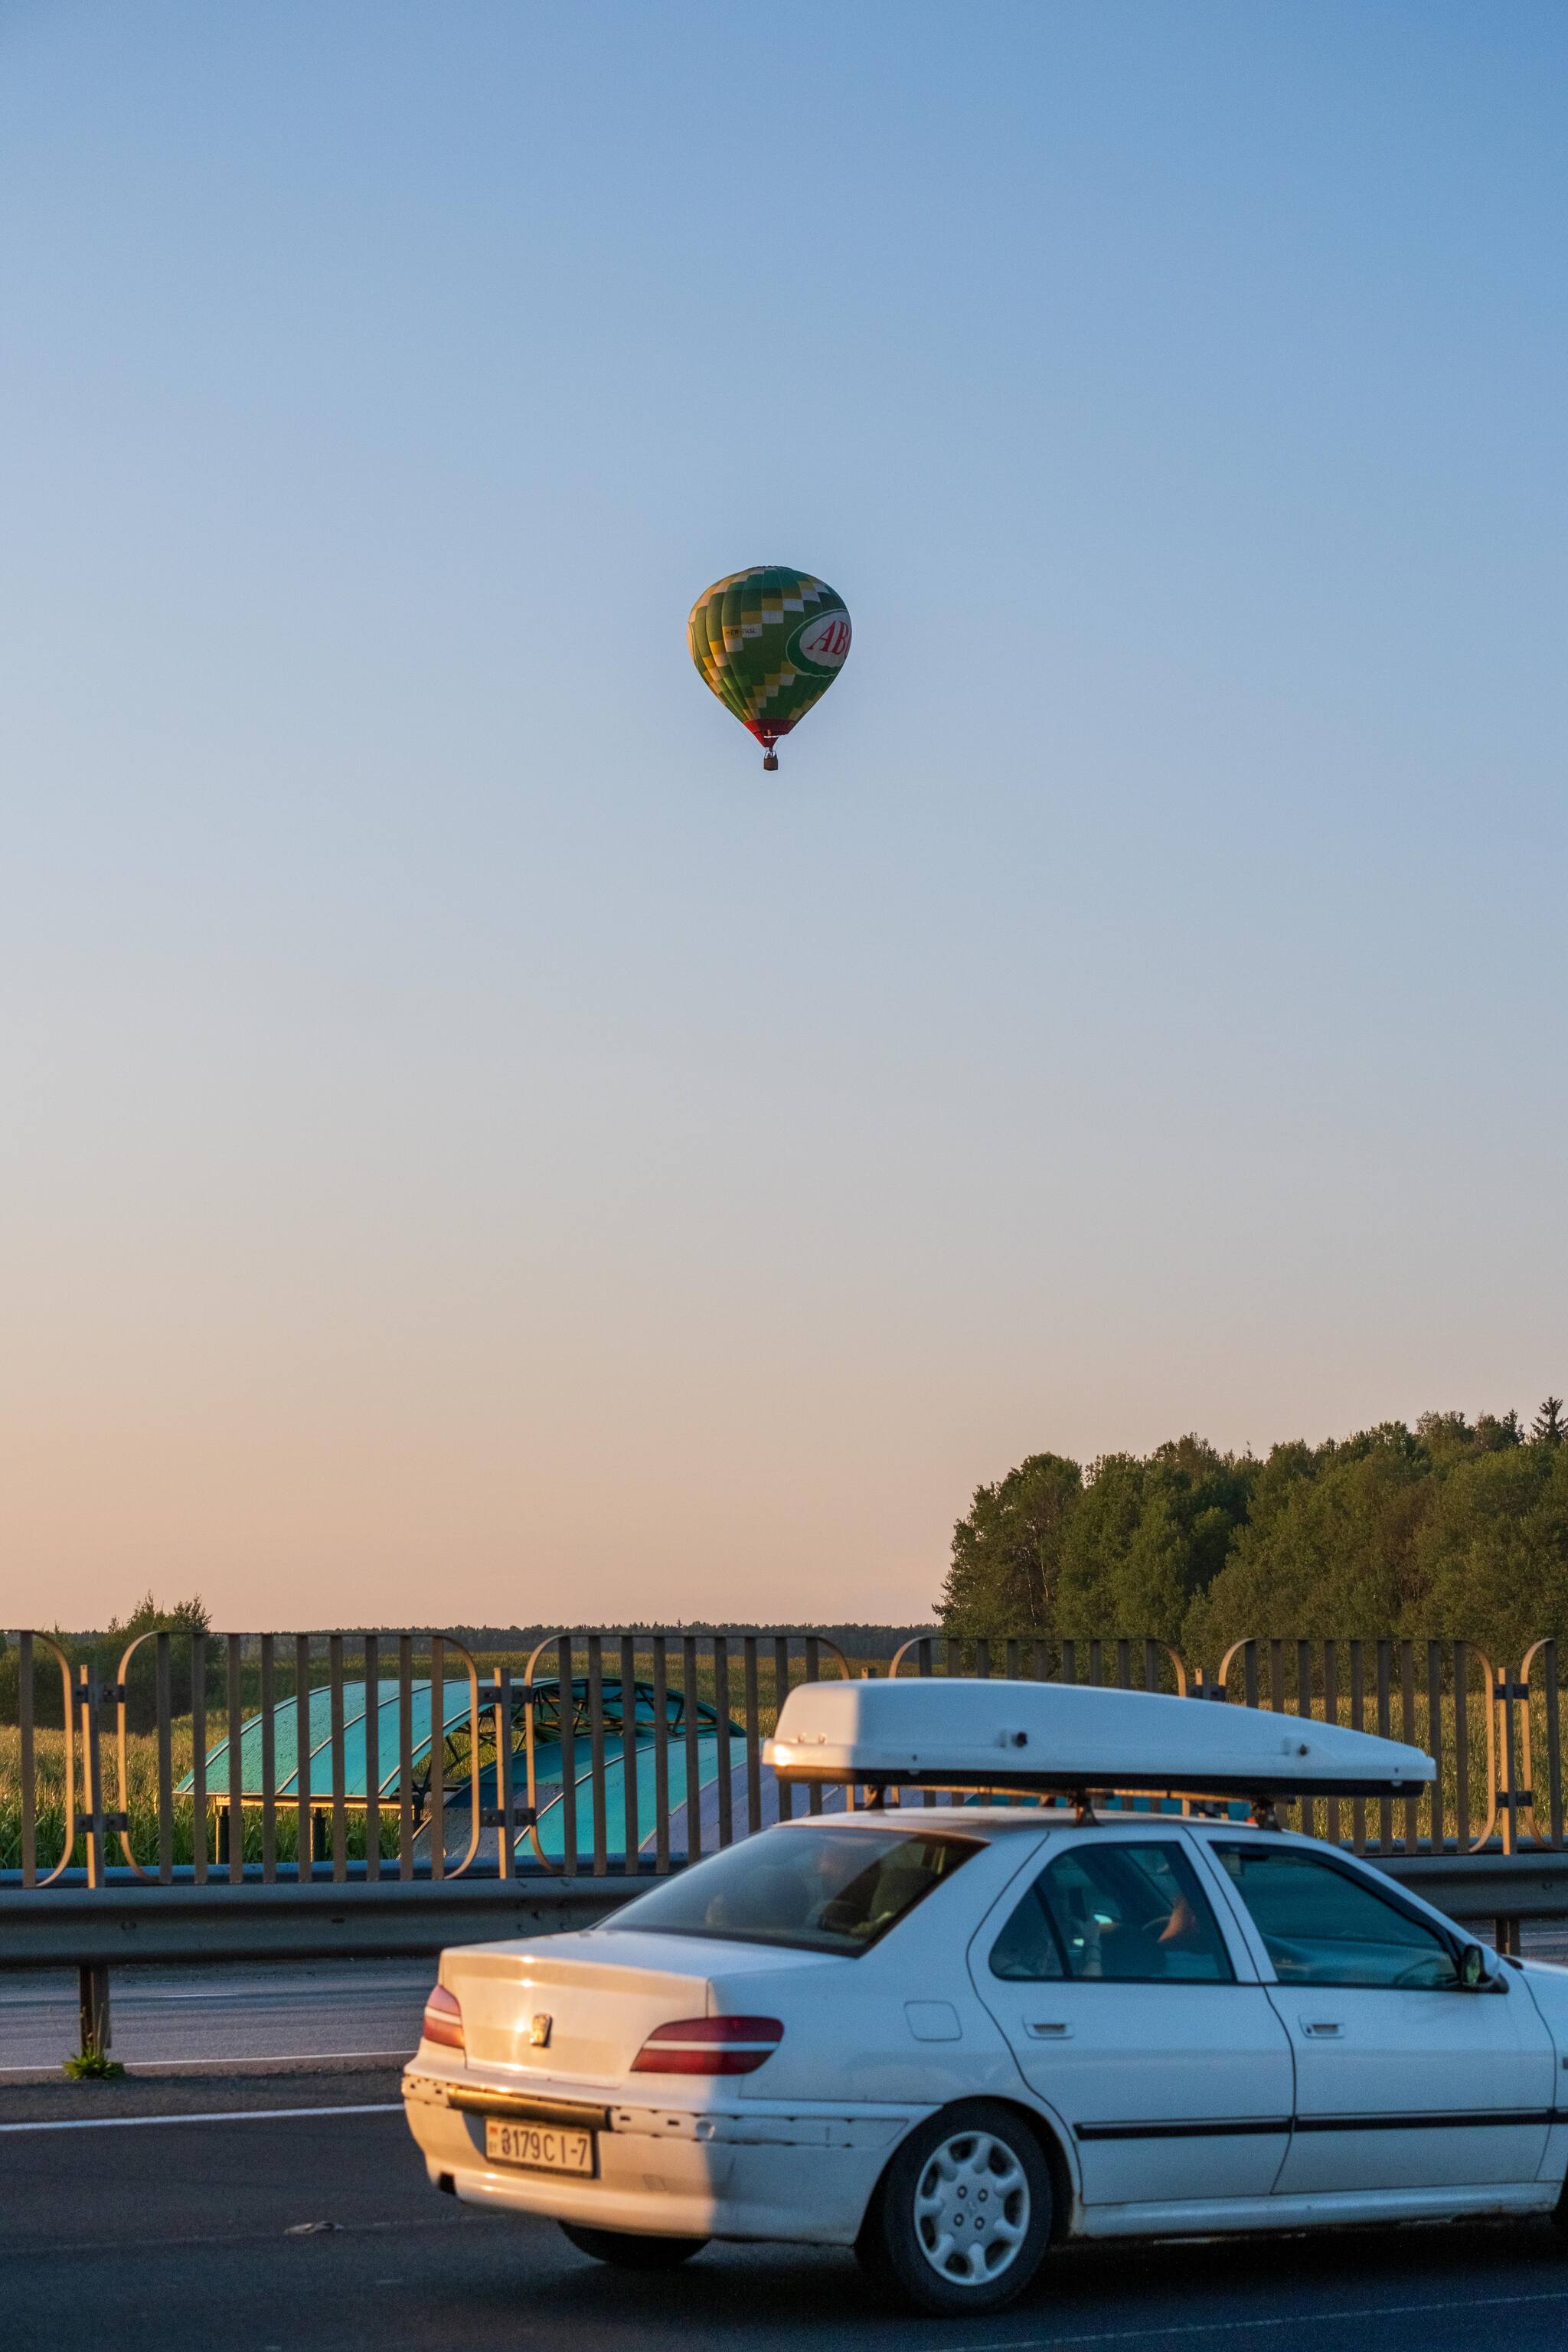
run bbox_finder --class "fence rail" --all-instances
[5,1627,1568,1897]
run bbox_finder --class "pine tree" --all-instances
[1534,1397,1566,1446]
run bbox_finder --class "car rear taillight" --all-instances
[422,1984,465,2052]
[630,2017,783,2076]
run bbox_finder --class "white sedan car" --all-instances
[403,1798,1568,2311]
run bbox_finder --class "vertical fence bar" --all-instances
[558,1636,579,1879]
[1544,1642,1563,1848]
[1375,1641,1392,1852]
[1243,1641,1259,1710]
[713,1636,733,1847]
[1426,1642,1445,1855]
[682,1634,703,1852]
[494,1664,514,1881]
[1453,1643,1472,1853]
[155,1632,174,1883]
[1399,1640,1418,1854]
[295,1636,312,1883]
[363,1633,381,1883]
[771,1636,792,1824]
[328,1634,348,1883]
[1295,1640,1314,1842]
[18,1633,36,1888]
[653,1636,671,1868]
[1350,1642,1366,1853]
[586,1635,607,1877]
[619,1634,639,1873]
[743,1637,763,1835]
[1323,1640,1340,1848]
[397,1635,415,1880]
[429,1635,446,1881]
[975,1638,991,1681]
[80,1666,106,1888]
[260,1635,276,1882]
[1499,1658,1519,1859]
[802,1638,822,1818]
[189,1630,207,1886]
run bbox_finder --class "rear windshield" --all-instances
[604,1822,982,1956]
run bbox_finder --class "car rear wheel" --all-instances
[558,2222,709,2269]
[857,2099,1052,2314]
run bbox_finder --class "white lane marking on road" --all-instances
[0,2102,403,2133]
[939,2290,1568,2351]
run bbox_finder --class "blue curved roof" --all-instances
[180,1675,724,1805]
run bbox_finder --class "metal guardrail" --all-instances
[0,1873,633,1969]
[2,1846,1563,1972]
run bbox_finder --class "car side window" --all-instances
[1212,1844,1460,1990]
[990,1840,1234,1984]
[988,1880,1067,1980]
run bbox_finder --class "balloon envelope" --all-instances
[688,566,851,766]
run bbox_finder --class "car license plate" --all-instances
[484,2118,596,2176]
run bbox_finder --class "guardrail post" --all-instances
[77,1962,111,2061]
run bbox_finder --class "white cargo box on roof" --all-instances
[764,1675,1434,1802]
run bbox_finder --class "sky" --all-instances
[2,2,1564,1634]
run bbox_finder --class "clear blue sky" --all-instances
[3,3,1563,1629]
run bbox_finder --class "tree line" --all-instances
[937,1400,1568,1668]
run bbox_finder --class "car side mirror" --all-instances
[1459,1944,1488,1990]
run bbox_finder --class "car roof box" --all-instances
[764,1677,1434,1802]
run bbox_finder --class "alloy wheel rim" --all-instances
[912,2129,1031,2285]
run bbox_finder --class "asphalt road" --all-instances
[0,1959,431,2074]
[5,2070,1568,2352]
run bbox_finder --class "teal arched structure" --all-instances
[181,1675,841,1867]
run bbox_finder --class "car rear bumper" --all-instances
[401,2065,910,2244]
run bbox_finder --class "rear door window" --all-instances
[991,1840,1235,1983]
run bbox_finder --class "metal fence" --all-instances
[893,1634,1567,1859]
[5,1625,1568,1893]
[1,1627,856,1890]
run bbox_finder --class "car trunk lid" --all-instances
[440,1929,817,2082]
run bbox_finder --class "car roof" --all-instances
[769,1805,1330,1841]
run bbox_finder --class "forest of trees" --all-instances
[937,1400,1568,1668]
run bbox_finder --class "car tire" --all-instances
[558,2222,709,2269]
[856,2099,1052,2314]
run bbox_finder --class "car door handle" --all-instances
[1300,2020,1344,2037]
[1026,2021,1073,2039]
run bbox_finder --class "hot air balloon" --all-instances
[688,567,851,771]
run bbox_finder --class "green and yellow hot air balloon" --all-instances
[688,566,851,771]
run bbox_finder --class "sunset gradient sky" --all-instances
[4,4,1564,1630]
